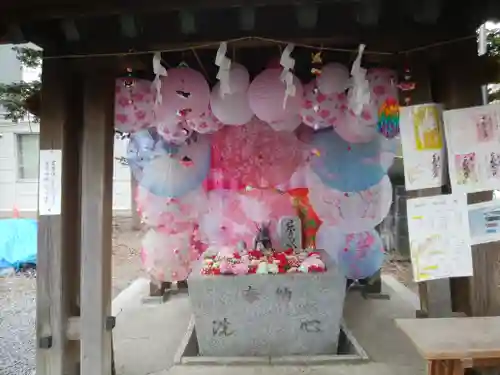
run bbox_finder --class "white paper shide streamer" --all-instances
[152,52,168,107]
[215,42,232,98]
[347,44,371,116]
[279,43,296,109]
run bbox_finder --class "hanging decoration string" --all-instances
[347,44,370,116]
[215,42,232,98]
[152,52,167,107]
[279,43,296,109]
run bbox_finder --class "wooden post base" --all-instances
[428,360,464,375]
[149,281,171,297]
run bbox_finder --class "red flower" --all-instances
[308,265,324,273]
[273,253,288,267]
[248,250,263,258]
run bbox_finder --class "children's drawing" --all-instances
[410,235,441,282]
[413,105,443,150]
[475,113,495,143]
[488,151,500,178]
[431,153,441,179]
[454,152,478,185]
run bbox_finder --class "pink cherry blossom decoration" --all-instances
[141,228,193,282]
[186,106,224,134]
[211,117,306,188]
[156,67,210,121]
[307,170,392,233]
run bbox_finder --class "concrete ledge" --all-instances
[381,275,420,310]
[175,316,369,366]
[112,277,150,316]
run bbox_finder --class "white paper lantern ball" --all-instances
[317,63,350,95]
[210,83,254,126]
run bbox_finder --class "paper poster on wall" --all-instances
[38,149,62,216]
[443,104,500,194]
[400,104,446,191]
[407,194,472,282]
[468,200,500,245]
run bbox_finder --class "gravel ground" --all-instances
[0,274,36,375]
[0,217,144,375]
[1,217,481,375]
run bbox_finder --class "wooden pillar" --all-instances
[401,55,454,318]
[431,40,500,317]
[36,58,82,375]
[130,177,141,230]
[80,62,115,375]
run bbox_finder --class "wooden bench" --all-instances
[395,317,500,375]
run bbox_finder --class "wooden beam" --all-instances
[179,10,196,35]
[238,6,255,31]
[0,0,351,21]
[81,62,115,375]
[66,317,81,341]
[61,19,80,41]
[120,14,137,38]
[36,57,81,375]
[131,177,141,231]
[295,4,318,30]
[357,0,381,27]
[412,0,443,24]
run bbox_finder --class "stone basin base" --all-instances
[187,251,346,357]
[174,318,369,366]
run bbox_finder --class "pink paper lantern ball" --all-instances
[157,121,193,145]
[248,69,304,123]
[367,68,399,107]
[210,83,254,126]
[334,109,377,144]
[317,63,350,95]
[268,114,302,132]
[114,78,154,133]
[156,67,210,121]
[301,81,347,130]
[186,106,224,134]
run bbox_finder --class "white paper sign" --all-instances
[468,200,500,245]
[407,194,472,282]
[38,150,62,216]
[443,104,500,194]
[400,104,446,191]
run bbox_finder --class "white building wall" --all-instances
[0,43,132,216]
[0,120,132,216]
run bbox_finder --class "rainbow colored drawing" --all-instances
[377,98,400,139]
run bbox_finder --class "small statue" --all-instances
[254,222,273,252]
[236,240,247,253]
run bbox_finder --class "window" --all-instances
[17,134,39,180]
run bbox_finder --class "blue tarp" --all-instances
[0,219,37,270]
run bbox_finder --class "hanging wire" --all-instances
[42,34,476,60]
[191,48,211,83]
